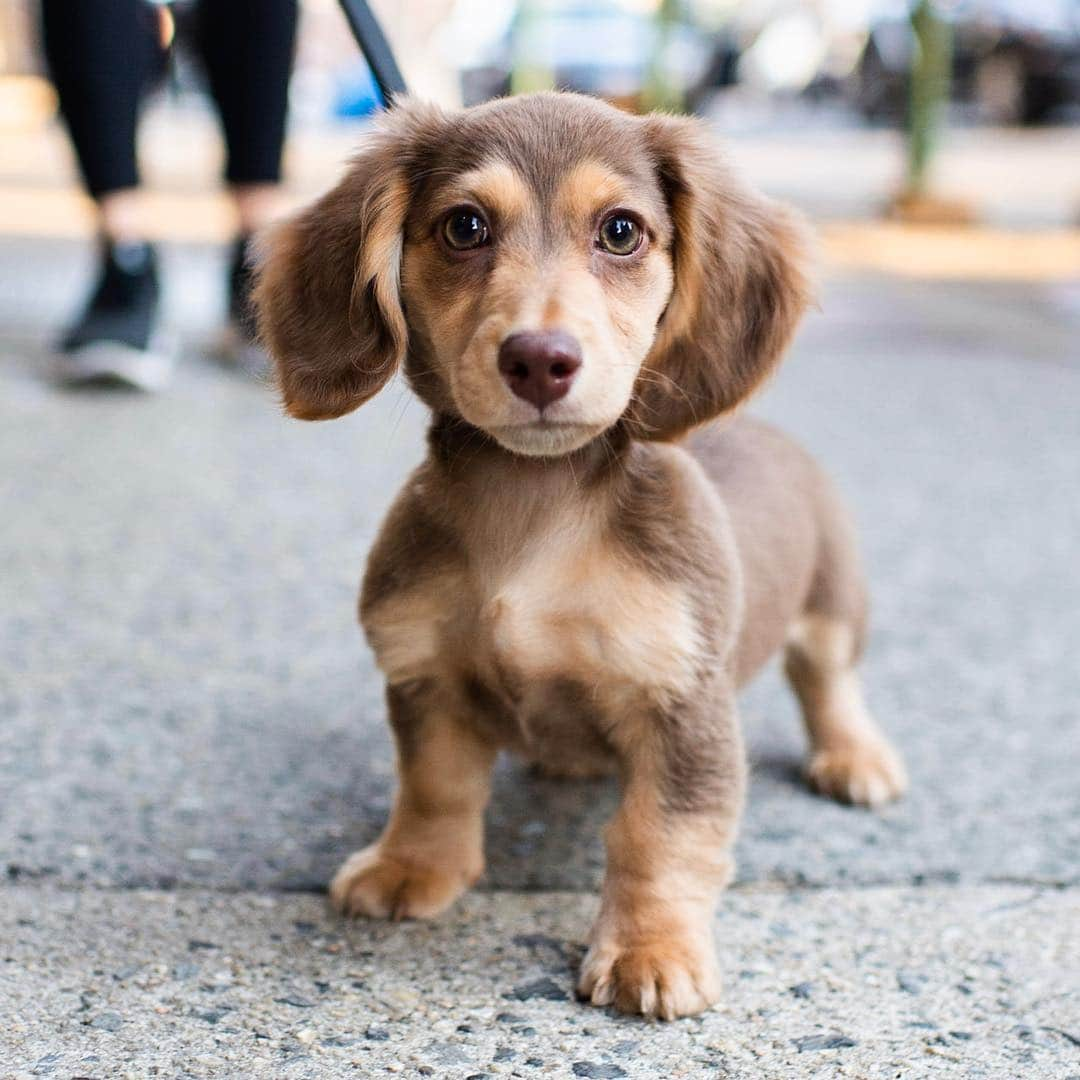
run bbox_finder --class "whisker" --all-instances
[566,450,580,491]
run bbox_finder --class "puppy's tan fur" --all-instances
[255,92,906,1021]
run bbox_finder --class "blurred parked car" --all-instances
[458,0,720,110]
[855,0,1080,124]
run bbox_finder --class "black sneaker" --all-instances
[218,233,268,376]
[56,239,174,391]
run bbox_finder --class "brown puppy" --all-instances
[255,92,906,1021]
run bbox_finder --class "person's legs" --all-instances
[195,0,298,206]
[40,0,172,388]
[195,0,298,355]
[40,0,164,208]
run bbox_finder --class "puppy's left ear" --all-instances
[629,114,814,441]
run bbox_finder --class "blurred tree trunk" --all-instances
[642,0,685,113]
[905,0,951,197]
[893,0,973,221]
[510,0,554,95]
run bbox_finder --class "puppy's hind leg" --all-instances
[784,494,906,809]
[784,613,906,808]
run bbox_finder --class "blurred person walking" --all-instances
[40,0,298,389]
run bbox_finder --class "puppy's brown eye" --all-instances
[442,209,490,251]
[597,215,641,256]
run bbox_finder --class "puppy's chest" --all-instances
[366,522,702,736]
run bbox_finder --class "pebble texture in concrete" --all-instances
[3,885,1077,1079]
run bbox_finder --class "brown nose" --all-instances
[497,330,582,411]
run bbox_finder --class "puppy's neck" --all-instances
[426,414,629,488]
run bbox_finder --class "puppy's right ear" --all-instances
[254,104,439,420]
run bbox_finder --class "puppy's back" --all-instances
[688,417,866,684]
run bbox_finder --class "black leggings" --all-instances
[41,0,298,199]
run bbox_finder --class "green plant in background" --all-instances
[510,0,555,95]
[642,0,686,114]
[906,0,953,196]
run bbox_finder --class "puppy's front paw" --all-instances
[806,738,907,808]
[577,936,721,1020]
[329,844,478,920]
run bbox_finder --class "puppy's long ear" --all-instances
[629,114,813,441]
[255,104,440,420]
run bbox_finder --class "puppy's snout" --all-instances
[497,330,582,412]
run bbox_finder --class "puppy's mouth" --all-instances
[486,418,604,458]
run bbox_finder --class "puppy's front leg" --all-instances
[579,681,745,1020]
[331,682,496,920]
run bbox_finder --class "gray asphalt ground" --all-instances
[2,236,1078,1077]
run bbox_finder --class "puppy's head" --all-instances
[256,93,811,455]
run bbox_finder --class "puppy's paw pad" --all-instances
[329,845,474,920]
[577,941,720,1020]
[806,740,907,808]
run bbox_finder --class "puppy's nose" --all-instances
[497,330,582,411]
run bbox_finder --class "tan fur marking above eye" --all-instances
[447,161,531,223]
[556,161,631,224]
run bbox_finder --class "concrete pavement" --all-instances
[3,885,1077,1079]
[1,235,1078,1076]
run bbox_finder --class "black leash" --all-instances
[336,0,408,103]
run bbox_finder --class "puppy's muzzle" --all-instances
[497,330,582,412]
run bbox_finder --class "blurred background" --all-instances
[1,0,1078,244]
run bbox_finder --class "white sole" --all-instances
[56,337,176,392]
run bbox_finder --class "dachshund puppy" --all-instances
[255,92,906,1020]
